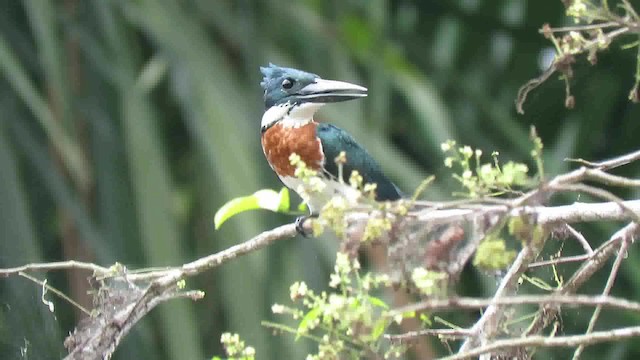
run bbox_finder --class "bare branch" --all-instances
[63,277,204,359]
[392,294,640,314]
[443,325,640,360]
[385,328,473,343]
[523,223,639,344]
[540,22,620,32]
[18,272,91,316]
[0,260,111,277]
[410,200,640,227]
[566,224,593,254]
[114,223,299,282]
[566,149,640,170]
[527,200,640,224]
[562,223,638,295]
[529,254,591,269]
[549,183,640,223]
[582,167,640,187]
[62,223,298,359]
[458,244,541,352]
[572,229,632,359]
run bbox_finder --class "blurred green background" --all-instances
[1,0,640,359]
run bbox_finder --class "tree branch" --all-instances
[443,325,640,360]
[457,244,540,352]
[385,328,473,342]
[0,260,111,277]
[572,227,631,359]
[522,223,639,350]
[61,223,299,359]
[391,294,640,314]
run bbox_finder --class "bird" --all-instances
[259,64,402,234]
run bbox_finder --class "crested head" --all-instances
[259,64,368,131]
[260,64,320,108]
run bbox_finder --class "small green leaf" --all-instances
[214,195,259,230]
[296,307,321,340]
[419,313,432,326]
[368,296,389,309]
[253,188,288,212]
[371,317,389,340]
[214,188,290,229]
[297,201,308,212]
[276,187,290,212]
[403,310,416,319]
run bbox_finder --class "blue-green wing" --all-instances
[316,123,402,201]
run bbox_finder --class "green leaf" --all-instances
[371,317,389,341]
[419,313,432,326]
[297,201,308,212]
[296,307,321,340]
[214,188,291,229]
[368,296,389,309]
[276,187,291,212]
[403,310,416,319]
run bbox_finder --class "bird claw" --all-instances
[295,215,317,237]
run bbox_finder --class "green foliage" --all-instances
[214,188,291,229]
[508,216,547,247]
[529,126,546,179]
[473,236,518,272]
[441,141,531,197]
[411,268,448,297]
[212,333,256,360]
[314,196,348,238]
[266,252,404,359]
[361,216,393,242]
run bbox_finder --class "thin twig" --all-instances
[385,328,473,343]
[0,260,111,277]
[583,167,640,187]
[566,224,593,254]
[566,149,640,170]
[564,223,637,294]
[118,223,299,282]
[524,223,638,340]
[572,231,632,359]
[19,272,91,316]
[529,254,591,269]
[540,21,620,33]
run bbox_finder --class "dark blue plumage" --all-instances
[316,123,402,201]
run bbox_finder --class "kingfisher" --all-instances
[259,64,402,234]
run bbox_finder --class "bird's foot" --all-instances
[295,215,318,237]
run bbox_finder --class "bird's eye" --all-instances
[282,78,294,89]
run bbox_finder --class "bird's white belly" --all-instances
[279,176,360,214]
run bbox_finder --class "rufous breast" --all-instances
[261,122,324,177]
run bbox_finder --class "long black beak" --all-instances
[293,78,368,103]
